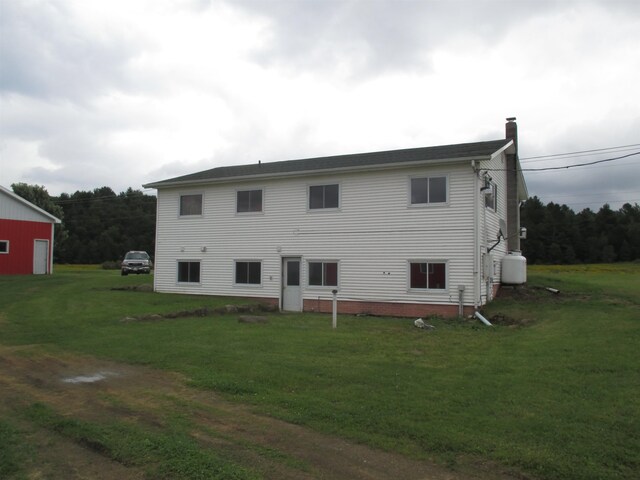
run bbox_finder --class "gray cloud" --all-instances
[0,0,143,101]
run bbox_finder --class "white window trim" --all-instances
[306,259,340,289]
[235,187,265,215]
[233,259,263,287]
[407,259,449,292]
[307,182,341,212]
[176,259,202,284]
[408,174,449,207]
[0,240,8,254]
[178,192,205,218]
[484,181,497,212]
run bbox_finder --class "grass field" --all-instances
[0,264,638,479]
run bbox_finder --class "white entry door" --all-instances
[33,239,49,274]
[282,258,302,312]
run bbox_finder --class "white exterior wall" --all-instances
[153,162,481,308]
[475,152,509,304]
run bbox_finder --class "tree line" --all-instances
[10,183,640,265]
[520,197,640,264]
[12,183,156,264]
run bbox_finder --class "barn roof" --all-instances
[0,185,61,224]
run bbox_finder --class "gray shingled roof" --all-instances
[145,139,511,188]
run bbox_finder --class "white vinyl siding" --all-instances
[153,163,477,306]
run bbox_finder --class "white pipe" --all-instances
[332,289,338,329]
[474,311,493,326]
[471,160,480,309]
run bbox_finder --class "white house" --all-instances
[144,119,528,317]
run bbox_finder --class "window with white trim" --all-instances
[409,261,447,290]
[235,261,261,285]
[178,261,200,283]
[237,189,263,213]
[0,241,8,254]
[410,176,447,205]
[309,184,339,209]
[308,261,338,287]
[484,182,497,211]
[180,194,203,216]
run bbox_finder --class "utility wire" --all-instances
[520,143,640,161]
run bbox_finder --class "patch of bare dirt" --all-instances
[0,345,529,480]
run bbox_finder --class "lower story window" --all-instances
[410,261,446,290]
[178,261,200,283]
[0,240,8,254]
[308,261,338,286]
[235,261,261,285]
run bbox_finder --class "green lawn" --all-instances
[1,264,639,479]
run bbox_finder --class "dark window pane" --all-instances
[309,186,324,209]
[0,241,7,253]
[237,190,262,212]
[428,263,446,289]
[180,194,202,215]
[309,262,322,285]
[411,178,428,204]
[189,262,200,283]
[235,262,248,283]
[178,261,200,283]
[324,184,339,208]
[287,261,300,286]
[251,190,263,212]
[178,262,189,282]
[429,177,447,203]
[236,261,260,284]
[410,262,427,288]
[237,191,250,212]
[248,262,261,284]
[324,262,338,286]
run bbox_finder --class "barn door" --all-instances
[33,239,49,274]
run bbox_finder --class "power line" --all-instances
[484,151,640,173]
[520,143,640,161]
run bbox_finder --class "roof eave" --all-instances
[0,185,62,224]
[143,154,497,190]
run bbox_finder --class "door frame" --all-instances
[281,257,302,312]
[33,239,50,275]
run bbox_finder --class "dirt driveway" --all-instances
[0,345,522,480]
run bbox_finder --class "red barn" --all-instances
[0,185,61,275]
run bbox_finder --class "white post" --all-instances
[332,289,338,329]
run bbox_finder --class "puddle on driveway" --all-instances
[62,371,119,384]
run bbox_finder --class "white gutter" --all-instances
[471,160,480,310]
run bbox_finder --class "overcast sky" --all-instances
[1,0,639,211]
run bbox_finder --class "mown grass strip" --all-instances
[22,402,259,480]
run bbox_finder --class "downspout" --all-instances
[471,160,480,311]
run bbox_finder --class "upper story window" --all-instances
[308,261,338,287]
[237,189,263,213]
[180,194,203,216]
[410,176,447,205]
[409,261,447,290]
[309,184,339,210]
[235,261,261,285]
[0,240,9,254]
[484,182,497,211]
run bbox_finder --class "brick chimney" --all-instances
[505,117,520,251]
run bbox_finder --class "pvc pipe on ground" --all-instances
[474,311,493,326]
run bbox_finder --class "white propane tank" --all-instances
[501,251,527,285]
